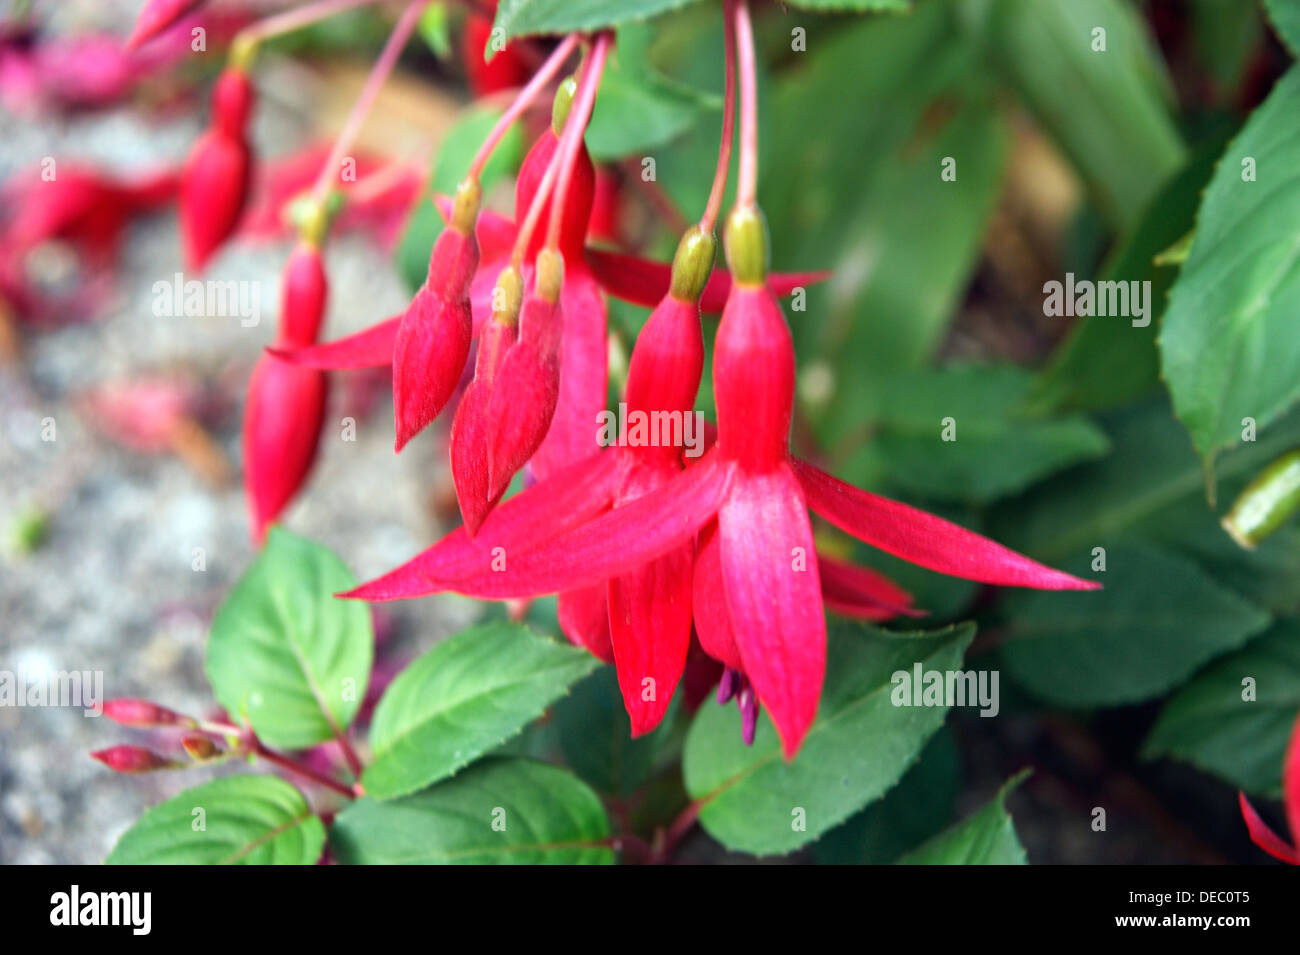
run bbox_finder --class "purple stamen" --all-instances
[717,666,738,704]
[738,683,758,746]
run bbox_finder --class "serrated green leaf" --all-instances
[896,771,1029,865]
[1158,65,1300,466]
[332,758,612,863]
[1144,621,1300,796]
[493,0,701,40]
[999,542,1269,708]
[682,621,975,856]
[205,529,372,750]
[106,776,324,865]
[363,622,599,800]
[990,0,1184,230]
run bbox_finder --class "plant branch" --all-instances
[700,0,738,234]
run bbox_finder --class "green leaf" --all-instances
[1031,134,1228,414]
[106,776,324,865]
[812,728,960,863]
[990,0,1185,230]
[1265,0,1300,58]
[1158,65,1300,467]
[785,0,909,10]
[586,23,720,162]
[552,666,684,797]
[682,621,975,856]
[395,107,522,291]
[1144,620,1300,796]
[998,542,1270,708]
[205,529,372,750]
[493,0,700,40]
[418,3,451,59]
[331,757,612,863]
[896,771,1029,865]
[841,364,1109,503]
[363,622,599,800]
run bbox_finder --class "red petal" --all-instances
[584,247,830,315]
[717,467,825,759]
[692,519,744,672]
[1238,792,1299,864]
[817,553,920,621]
[347,453,731,600]
[1285,709,1300,849]
[794,459,1100,591]
[345,451,623,601]
[392,290,472,451]
[530,267,607,479]
[268,316,399,370]
[558,585,614,663]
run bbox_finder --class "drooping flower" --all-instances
[243,237,329,543]
[1239,707,1300,864]
[180,65,254,271]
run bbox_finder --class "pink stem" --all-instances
[469,33,581,182]
[239,0,389,45]
[310,1,429,205]
[734,0,758,210]
[700,0,738,233]
[544,31,611,251]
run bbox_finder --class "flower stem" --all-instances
[310,1,430,207]
[733,0,758,210]
[543,31,611,252]
[250,736,359,799]
[653,799,702,863]
[237,0,389,48]
[468,33,581,182]
[699,0,738,234]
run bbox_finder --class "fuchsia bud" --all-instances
[180,67,254,271]
[126,0,207,50]
[91,745,177,774]
[103,698,193,728]
[244,240,329,543]
[391,179,479,451]
[180,735,220,760]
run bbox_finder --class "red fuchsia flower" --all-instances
[1239,708,1300,864]
[462,7,531,97]
[91,745,179,773]
[243,234,330,543]
[181,65,255,271]
[126,0,208,50]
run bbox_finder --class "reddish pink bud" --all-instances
[180,735,219,760]
[461,12,530,97]
[450,315,515,533]
[126,0,207,50]
[391,222,477,450]
[91,745,177,773]
[180,68,254,271]
[243,243,329,543]
[515,130,594,259]
[103,698,193,728]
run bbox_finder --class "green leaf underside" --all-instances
[205,528,372,750]
[107,775,324,865]
[363,622,599,800]
[332,758,612,864]
[1159,65,1300,465]
[1144,620,1300,796]
[896,771,1029,865]
[682,621,975,856]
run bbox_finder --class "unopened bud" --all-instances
[91,745,178,774]
[552,75,577,136]
[1222,448,1300,550]
[669,226,717,302]
[103,698,194,729]
[536,248,564,304]
[181,735,220,760]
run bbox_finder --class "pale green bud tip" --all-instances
[537,248,564,304]
[1221,448,1300,550]
[492,266,523,324]
[723,205,769,286]
[552,76,578,136]
[451,177,482,234]
[294,195,338,248]
[669,226,717,302]
[229,33,258,73]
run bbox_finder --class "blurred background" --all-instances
[1,0,1295,863]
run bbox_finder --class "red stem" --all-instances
[700,0,738,233]
[252,738,358,799]
[544,31,612,252]
[734,0,759,210]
